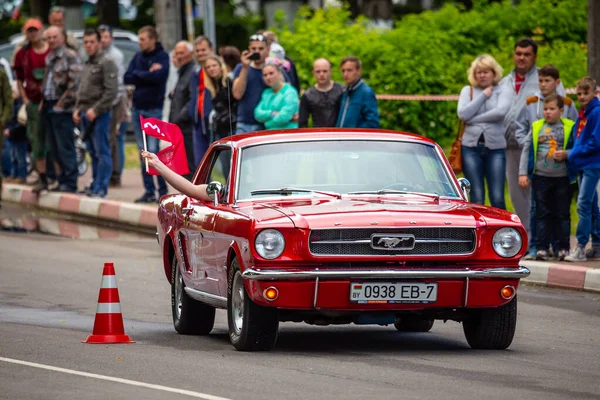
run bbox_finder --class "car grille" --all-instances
[309,227,476,256]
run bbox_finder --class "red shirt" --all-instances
[13,44,49,104]
[197,68,205,119]
[576,107,587,138]
[514,74,525,94]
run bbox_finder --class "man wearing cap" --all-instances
[12,18,50,192]
[98,24,128,188]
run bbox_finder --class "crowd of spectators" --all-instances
[0,11,599,264]
[456,38,600,262]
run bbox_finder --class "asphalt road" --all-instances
[0,215,599,400]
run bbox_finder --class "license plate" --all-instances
[350,282,437,304]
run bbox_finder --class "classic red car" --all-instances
[156,129,529,351]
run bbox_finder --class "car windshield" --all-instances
[237,140,460,200]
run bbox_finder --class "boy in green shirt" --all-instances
[518,94,574,260]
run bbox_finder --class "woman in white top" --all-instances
[457,54,512,209]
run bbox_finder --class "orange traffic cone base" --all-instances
[83,334,135,344]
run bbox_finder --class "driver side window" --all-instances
[206,148,232,200]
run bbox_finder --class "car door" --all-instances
[179,195,215,294]
[182,146,232,298]
[204,147,234,298]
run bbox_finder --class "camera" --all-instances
[248,52,261,61]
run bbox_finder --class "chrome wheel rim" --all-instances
[232,272,245,335]
[175,266,183,320]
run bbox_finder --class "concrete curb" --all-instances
[4,183,599,293]
[2,183,158,229]
[520,260,600,293]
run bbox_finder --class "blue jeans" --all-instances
[461,144,506,209]
[1,139,10,177]
[44,103,78,191]
[575,169,600,247]
[528,190,561,254]
[533,175,571,252]
[235,122,263,134]
[82,112,112,196]
[3,138,28,179]
[117,122,127,175]
[132,107,167,197]
[193,122,211,167]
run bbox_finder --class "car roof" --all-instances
[214,128,437,148]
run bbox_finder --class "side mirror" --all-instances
[457,177,470,200]
[206,181,224,206]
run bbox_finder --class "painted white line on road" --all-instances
[0,356,232,400]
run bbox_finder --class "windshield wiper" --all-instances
[347,189,440,203]
[250,187,342,199]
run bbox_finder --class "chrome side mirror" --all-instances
[206,181,224,206]
[457,177,470,200]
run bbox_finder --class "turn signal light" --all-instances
[500,285,516,300]
[263,287,279,301]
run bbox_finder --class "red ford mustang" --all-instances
[156,129,529,351]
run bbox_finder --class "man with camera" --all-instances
[231,34,272,134]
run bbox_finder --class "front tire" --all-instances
[394,317,434,332]
[171,255,215,335]
[463,296,518,350]
[227,258,279,351]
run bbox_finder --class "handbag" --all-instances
[448,86,473,174]
[17,103,27,126]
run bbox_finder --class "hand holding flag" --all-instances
[140,116,190,176]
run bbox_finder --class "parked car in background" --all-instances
[0,29,139,136]
[156,128,530,352]
[0,29,140,71]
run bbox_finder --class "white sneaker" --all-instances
[564,245,587,262]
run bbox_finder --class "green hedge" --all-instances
[0,18,25,42]
[276,0,588,146]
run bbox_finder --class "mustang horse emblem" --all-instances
[377,237,411,248]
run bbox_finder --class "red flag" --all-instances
[140,116,190,176]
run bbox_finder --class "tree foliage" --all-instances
[276,0,587,144]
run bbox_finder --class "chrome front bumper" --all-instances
[241,267,531,281]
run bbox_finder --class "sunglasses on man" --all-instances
[249,34,267,43]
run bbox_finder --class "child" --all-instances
[563,77,600,261]
[518,94,574,260]
[3,87,28,184]
[514,65,578,260]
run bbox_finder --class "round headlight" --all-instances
[492,227,522,258]
[255,229,285,259]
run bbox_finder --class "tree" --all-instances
[98,0,121,27]
[348,0,393,20]
[155,0,182,51]
[57,0,85,29]
[29,0,51,22]
[589,0,600,83]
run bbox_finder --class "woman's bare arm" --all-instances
[141,151,210,201]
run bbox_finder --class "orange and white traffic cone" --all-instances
[83,262,134,344]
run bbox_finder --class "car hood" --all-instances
[241,197,512,230]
